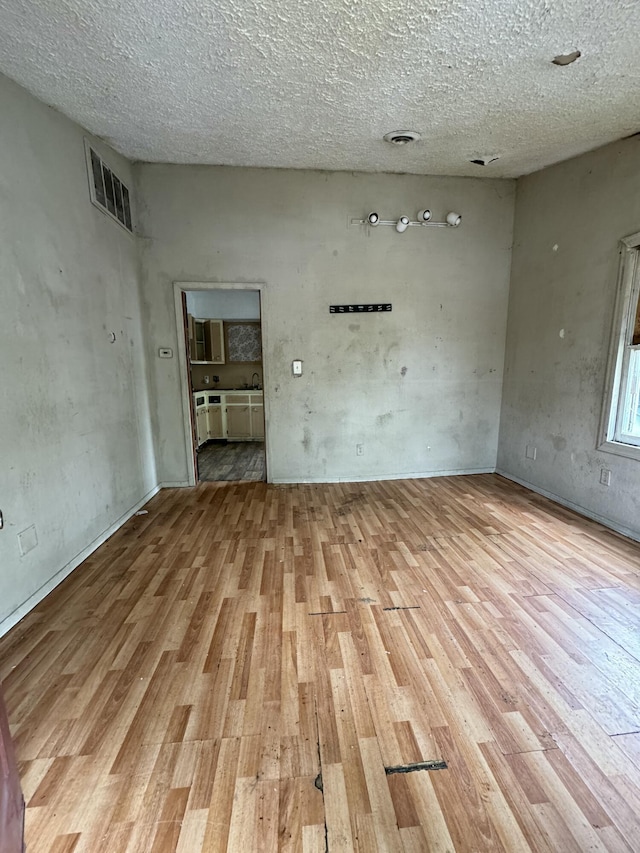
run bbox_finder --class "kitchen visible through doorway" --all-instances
[184,287,266,483]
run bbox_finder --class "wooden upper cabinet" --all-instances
[187,316,225,363]
[206,320,225,363]
[187,317,208,362]
[187,313,196,360]
[225,321,262,363]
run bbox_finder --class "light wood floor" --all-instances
[2,474,640,852]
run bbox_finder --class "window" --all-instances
[599,232,640,459]
[84,140,133,233]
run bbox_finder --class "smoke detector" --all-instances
[383,130,421,146]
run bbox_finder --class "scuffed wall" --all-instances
[136,166,515,483]
[498,137,640,540]
[0,74,156,631]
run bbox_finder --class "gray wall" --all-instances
[498,136,640,540]
[4,71,639,636]
[0,74,156,631]
[136,166,515,484]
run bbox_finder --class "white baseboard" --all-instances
[271,467,494,485]
[0,484,161,639]
[496,469,640,544]
[159,481,192,488]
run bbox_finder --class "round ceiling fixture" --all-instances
[383,130,421,146]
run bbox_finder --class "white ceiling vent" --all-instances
[85,141,133,233]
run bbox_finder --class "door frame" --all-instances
[173,281,270,486]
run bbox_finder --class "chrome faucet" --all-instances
[251,372,261,389]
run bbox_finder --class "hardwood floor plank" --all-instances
[2,474,640,851]
[148,786,191,853]
[48,834,81,853]
[359,735,405,851]
[322,762,355,852]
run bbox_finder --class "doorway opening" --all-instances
[175,283,268,484]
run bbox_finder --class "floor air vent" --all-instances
[85,142,133,233]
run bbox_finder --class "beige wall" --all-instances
[0,74,156,632]
[498,136,640,540]
[136,165,515,483]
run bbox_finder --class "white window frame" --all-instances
[598,231,640,461]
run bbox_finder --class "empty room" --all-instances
[1,1,640,851]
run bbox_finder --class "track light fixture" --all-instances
[352,209,462,231]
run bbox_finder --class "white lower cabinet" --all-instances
[225,393,263,440]
[195,391,263,444]
[205,394,224,439]
[193,392,208,447]
[226,406,252,439]
[207,405,223,439]
[250,403,264,439]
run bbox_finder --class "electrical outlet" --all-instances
[525,444,537,461]
[356,444,364,456]
[600,468,611,486]
[203,375,210,384]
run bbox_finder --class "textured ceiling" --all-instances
[1,0,639,177]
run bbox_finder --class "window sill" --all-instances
[597,439,640,462]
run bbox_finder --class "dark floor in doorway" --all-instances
[197,441,266,482]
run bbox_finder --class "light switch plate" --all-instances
[292,360,303,376]
[18,524,38,556]
[159,348,173,358]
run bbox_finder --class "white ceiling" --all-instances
[1,0,639,178]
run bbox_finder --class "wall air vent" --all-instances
[85,141,133,233]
